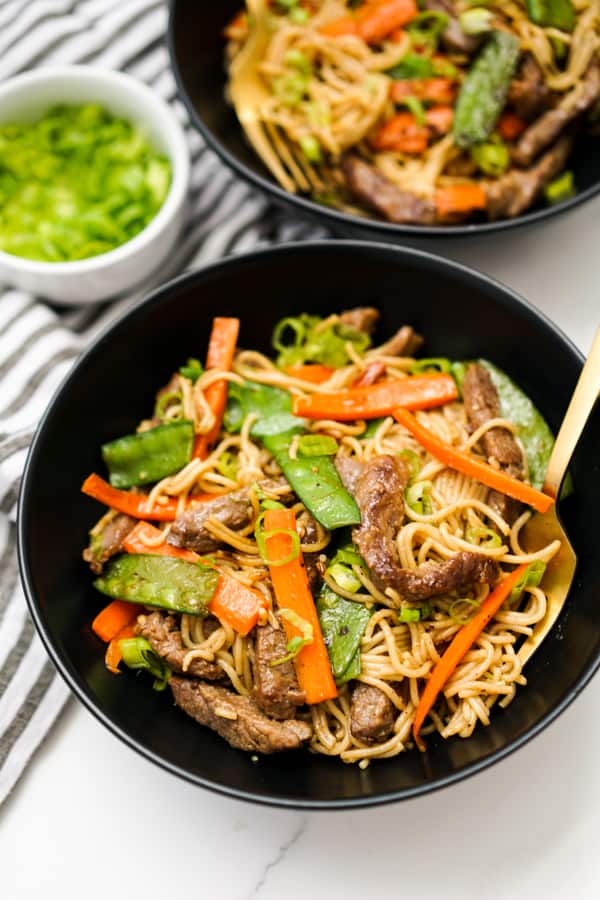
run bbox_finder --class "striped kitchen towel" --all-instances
[0,0,328,806]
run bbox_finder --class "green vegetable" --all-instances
[271,608,314,665]
[299,135,323,163]
[449,597,480,624]
[297,434,338,457]
[526,0,576,31]
[179,358,203,383]
[289,6,310,23]
[470,137,510,177]
[409,358,452,375]
[327,562,362,594]
[255,522,301,566]
[154,390,183,423]
[544,170,575,205]
[118,636,171,690]
[405,480,433,515]
[361,417,386,439]
[387,53,436,80]
[224,380,305,438]
[272,313,371,368]
[399,606,421,623]
[317,583,371,685]
[407,11,449,49]
[453,30,521,148]
[263,432,361,530]
[94,555,220,615]
[0,104,171,262]
[508,560,546,607]
[216,449,239,481]
[465,525,502,548]
[459,7,494,34]
[330,543,365,568]
[285,49,312,75]
[401,96,426,125]
[101,420,194,489]
[272,73,308,106]
[398,448,422,481]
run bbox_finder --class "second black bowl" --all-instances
[18,241,600,808]
[168,0,600,240]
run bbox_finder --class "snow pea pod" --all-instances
[102,420,194,489]
[317,583,371,685]
[526,0,575,31]
[453,30,521,148]
[94,554,219,615]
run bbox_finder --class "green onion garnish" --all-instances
[118,637,171,691]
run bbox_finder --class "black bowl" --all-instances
[18,242,600,809]
[167,0,600,240]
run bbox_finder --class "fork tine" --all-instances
[285,139,327,193]
[241,118,298,193]
[264,121,311,192]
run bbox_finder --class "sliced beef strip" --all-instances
[335,455,365,497]
[298,512,323,593]
[339,307,380,336]
[135,611,225,680]
[83,513,136,574]
[342,156,437,225]
[350,682,395,744]
[423,0,481,54]
[352,455,500,599]
[377,325,424,357]
[486,135,572,220]
[353,360,387,388]
[170,677,312,753]
[168,476,293,553]
[508,54,554,121]
[512,63,600,166]
[253,621,306,719]
[462,362,525,524]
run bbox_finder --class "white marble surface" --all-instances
[3,195,600,900]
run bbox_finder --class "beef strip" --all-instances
[513,63,600,166]
[298,512,322,593]
[335,455,365,496]
[353,360,387,388]
[462,362,525,523]
[352,456,500,599]
[253,621,306,719]
[486,135,572,220]
[339,307,380,336]
[170,677,312,753]
[424,0,481,54]
[377,325,424,357]
[168,476,293,553]
[508,54,554,121]
[350,682,395,744]
[342,156,437,225]
[135,611,225,680]
[83,513,136,574]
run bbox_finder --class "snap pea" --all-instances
[453,30,521,148]
[317,583,371,685]
[224,380,305,438]
[94,554,220,615]
[101,420,194,489]
[526,0,576,32]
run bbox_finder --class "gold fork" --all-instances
[229,0,326,194]
[518,327,600,665]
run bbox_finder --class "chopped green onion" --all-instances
[420,601,432,620]
[401,95,427,125]
[285,49,312,75]
[450,361,468,394]
[405,480,433,515]
[459,7,494,34]
[544,170,575,205]
[118,636,171,691]
[550,35,568,63]
[154,390,183,422]
[398,448,422,481]
[179,358,203,383]
[331,543,365,568]
[289,6,310,24]
[470,138,510,177]
[299,135,322,163]
[303,101,331,128]
[272,73,308,106]
[216,449,239,481]
[297,434,338,457]
[260,498,285,511]
[399,606,421,623]
[386,53,435,80]
[409,357,452,375]
[362,417,386,440]
[327,562,362,594]
[276,0,299,8]
[255,527,301,567]
[271,608,313,666]
[407,11,449,49]
[465,525,502,548]
[508,560,546,607]
[449,597,480,624]
[272,313,371,368]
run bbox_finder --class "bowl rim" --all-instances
[0,64,190,274]
[166,0,600,239]
[17,240,599,810]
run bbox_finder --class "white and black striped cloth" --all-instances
[0,0,328,805]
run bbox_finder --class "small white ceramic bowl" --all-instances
[0,66,190,305]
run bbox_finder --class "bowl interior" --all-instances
[168,0,600,238]
[19,242,600,807]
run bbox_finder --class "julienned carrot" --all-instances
[193,317,240,459]
[372,111,429,154]
[82,473,179,521]
[412,564,528,750]
[263,508,337,704]
[498,111,527,141]
[105,623,136,674]
[92,599,142,643]
[121,520,265,635]
[319,15,358,36]
[292,373,458,420]
[434,183,487,218]
[394,408,554,513]
[285,364,335,384]
[357,0,418,43]
[390,77,456,105]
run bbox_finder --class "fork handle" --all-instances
[543,327,600,498]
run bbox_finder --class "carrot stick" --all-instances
[390,77,456,105]
[394,408,554,513]
[498,111,527,141]
[92,599,142,643]
[372,112,429,154]
[357,0,418,43]
[319,15,359,36]
[292,373,458,420]
[434,183,487,218]
[285,364,335,384]
[263,508,337,704]
[193,317,240,459]
[121,521,265,635]
[105,623,137,674]
[82,473,179,521]
[412,564,529,750]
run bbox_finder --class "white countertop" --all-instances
[4,195,600,900]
